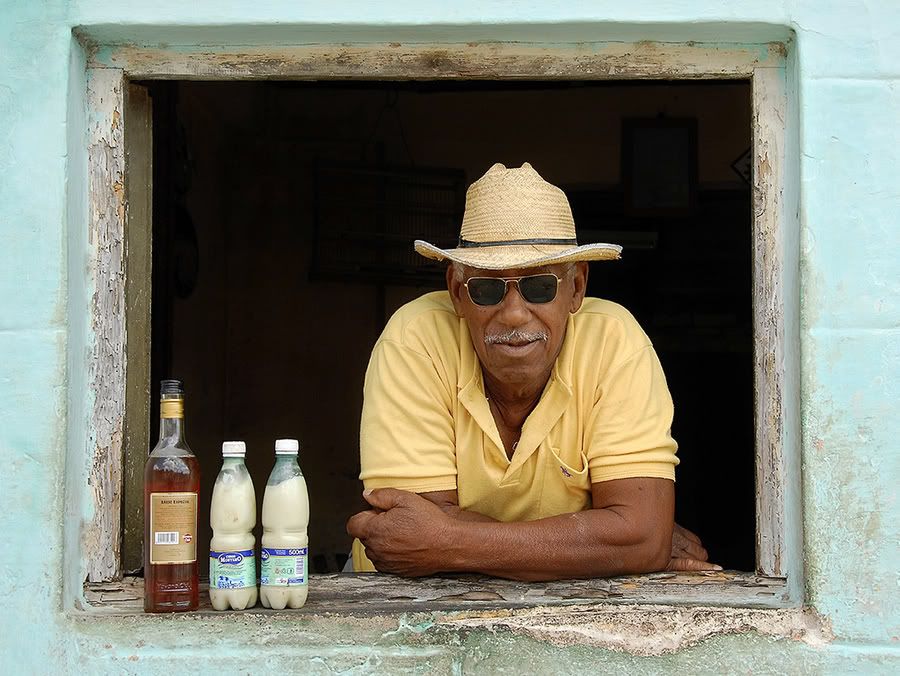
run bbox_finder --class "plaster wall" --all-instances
[0,0,898,672]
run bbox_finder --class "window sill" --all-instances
[78,573,831,656]
[84,570,791,616]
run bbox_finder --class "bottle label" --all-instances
[209,549,257,589]
[260,547,308,586]
[149,492,198,564]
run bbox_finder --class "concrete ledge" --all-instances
[441,602,832,656]
[78,573,828,658]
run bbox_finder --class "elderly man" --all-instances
[347,162,715,580]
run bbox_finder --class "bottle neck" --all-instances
[158,415,185,445]
[221,456,245,468]
[273,454,301,475]
[158,395,186,445]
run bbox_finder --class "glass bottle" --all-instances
[143,379,200,612]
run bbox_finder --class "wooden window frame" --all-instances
[77,39,801,610]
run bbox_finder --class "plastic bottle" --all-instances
[209,441,258,611]
[259,438,310,609]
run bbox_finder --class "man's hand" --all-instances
[346,488,454,576]
[667,523,721,571]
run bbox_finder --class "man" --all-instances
[347,162,715,580]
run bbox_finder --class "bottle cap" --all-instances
[222,441,246,457]
[275,438,300,454]
[160,379,184,396]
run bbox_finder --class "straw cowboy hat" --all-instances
[414,162,622,270]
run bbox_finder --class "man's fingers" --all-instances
[671,523,708,560]
[362,487,411,511]
[674,523,703,545]
[667,557,723,572]
[678,541,708,561]
[346,509,378,538]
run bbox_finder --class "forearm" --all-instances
[441,505,498,523]
[351,480,675,580]
[419,490,498,523]
[442,508,672,581]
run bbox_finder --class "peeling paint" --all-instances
[87,41,780,81]
[83,67,127,583]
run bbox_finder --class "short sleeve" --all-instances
[359,338,458,493]
[585,345,679,483]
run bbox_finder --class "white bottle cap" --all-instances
[222,441,246,457]
[275,438,300,454]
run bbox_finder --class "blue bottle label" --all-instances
[260,547,308,586]
[209,549,256,589]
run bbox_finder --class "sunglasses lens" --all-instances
[518,274,559,304]
[467,278,506,306]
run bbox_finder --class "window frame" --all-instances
[78,38,801,607]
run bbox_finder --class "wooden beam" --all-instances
[84,67,127,581]
[751,65,789,578]
[122,83,154,575]
[87,41,785,81]
[85,571,792,614]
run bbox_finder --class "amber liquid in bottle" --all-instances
[143,380,200,612]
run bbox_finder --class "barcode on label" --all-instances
[155,531,179,545]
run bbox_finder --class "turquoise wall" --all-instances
[1,0,898,672]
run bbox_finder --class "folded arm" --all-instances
[423,488,715,571]
[347,477,677,581]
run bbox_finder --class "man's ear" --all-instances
[569,262,589,314]
[446,264,466,316]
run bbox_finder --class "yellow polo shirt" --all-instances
[353,291,678,572]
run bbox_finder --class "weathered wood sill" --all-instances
[84,571,790,616]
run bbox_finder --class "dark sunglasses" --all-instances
[464,273,562,307]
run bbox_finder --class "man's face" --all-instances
[447,261,588,389]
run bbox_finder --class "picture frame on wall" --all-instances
[622,117,698,217]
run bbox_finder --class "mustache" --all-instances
[484,329,549,345]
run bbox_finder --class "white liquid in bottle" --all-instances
[260,439,310,610]
[209,442,258,611]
